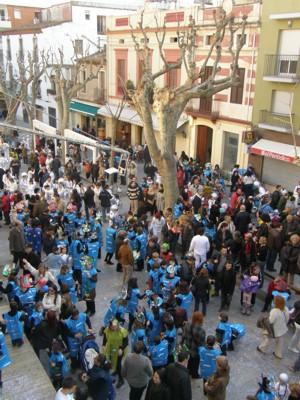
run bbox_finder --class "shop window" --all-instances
[85,10,90,20]
[230,68,245,104]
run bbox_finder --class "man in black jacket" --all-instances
[219,259,236,312]
[165,351,192,400]
[234,205,251,235]
[83,185,95,220]
[99,185,112,222]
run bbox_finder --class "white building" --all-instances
[0,1,142,129]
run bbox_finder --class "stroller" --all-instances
[79,335,100,372]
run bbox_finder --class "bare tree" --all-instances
[128,8,247,208]
[23,36,48,127]
[0,36,45,131]
[47,43,100,133]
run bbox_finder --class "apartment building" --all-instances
[103,0,261,167]
[250,0,300,190]
[0,1,142,131]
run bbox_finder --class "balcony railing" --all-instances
[263,55,300,82]
[258,110,299,133]
[186,98,220,121]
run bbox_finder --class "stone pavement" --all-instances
[0,161,299,399]
[0,218,299,400]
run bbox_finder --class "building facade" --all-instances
[0,1,141,131]
[250,0,300,190]
[104,0,261,166]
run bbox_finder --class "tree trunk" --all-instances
[159,156,179,210]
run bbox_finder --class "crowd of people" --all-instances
[0,134,299,400]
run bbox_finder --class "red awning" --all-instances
[250,139,299,163]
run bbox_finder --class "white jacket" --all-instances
[269,307,289,338]
[189,234,210,257]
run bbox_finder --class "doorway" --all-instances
[197,125,213,164]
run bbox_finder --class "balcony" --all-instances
[258,110,299,134]
[263,55,300,83]
[0,18,11,29]
[186,98,219,122]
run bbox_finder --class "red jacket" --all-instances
[1,194,10,213]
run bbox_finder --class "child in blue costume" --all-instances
[126,278,145,332]
[0,329,11,392]
[199,335,222,393]
[104,222,117,265]
[148,262,163,295]
[148,336,168,370]
[57,265,78,304]
[49,340,70,389]
[81,256,98,316]
[215,312,233,355]
[2,301,26,346]
[63,307,92,369]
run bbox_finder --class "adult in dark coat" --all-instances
[145,369,170,400]
[87,354,115,400]
[280,234,300,286]
[8,221,25,265]
[83,186,95,219]
[191,268,210,315]
[219,259,236,311]
[182,311,206,378]
[204,356,230,400]
[234,205,251,235]
[32,310,62,357]
[270,185,282,210]
[52,156,61,180]
[165,351,192,400]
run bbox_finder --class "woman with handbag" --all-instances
[289,300,300,353]
[257,296,289,359]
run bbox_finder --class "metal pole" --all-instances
[0,122,129,155]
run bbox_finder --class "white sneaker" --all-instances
[288,347,300,353]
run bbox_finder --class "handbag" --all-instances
[256,314,275,338]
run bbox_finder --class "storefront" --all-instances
[250,139,300,190]
[70,100,105,138]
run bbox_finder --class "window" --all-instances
[272,90,293,115]
[0,10,5,21]
[119,39,125,44]
[230,68,245,104]
[48,107,57,128]
[117,59,126,96]
[199,66,213,113]
[170,37,178,43]
[85,10,90,20]
[23,107,29,123]
[81,70,87,92]
[74,39,83,55]
[36,80,42,99]
[205,35,213,46]
[223,132,238,171]
[19,37,24,60]
[166,67,180,89]
[6,37,11,61]
[14,9,21,19]
[97,16,106,34]
[236,33,247,47]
